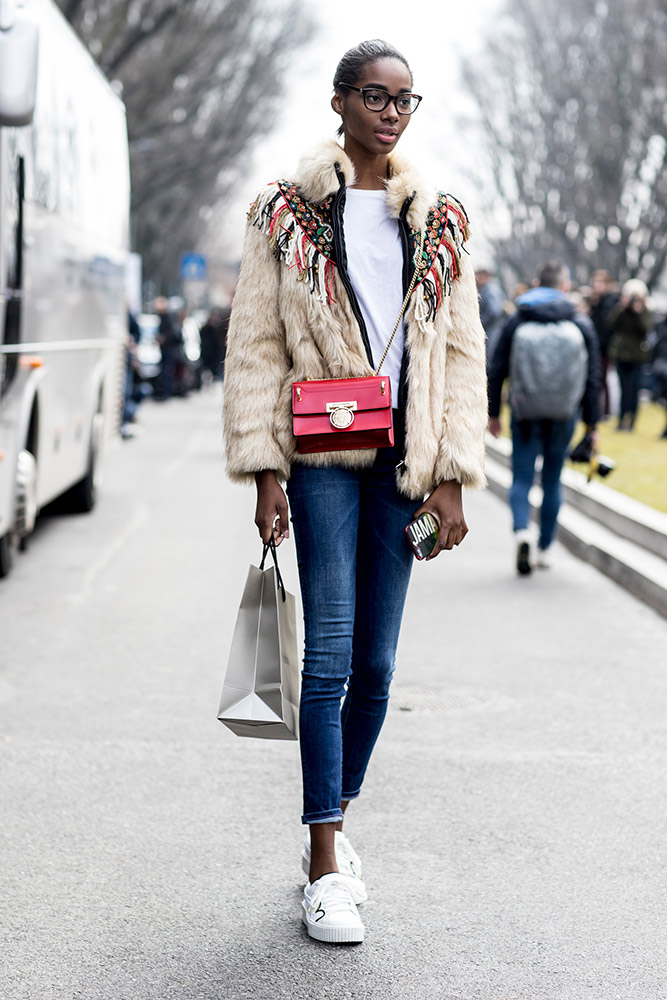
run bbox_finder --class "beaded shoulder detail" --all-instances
[274,180,335,259]
[408,192,471,322]
[248,182,470,316]
[249,181,337,304]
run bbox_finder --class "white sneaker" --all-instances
[515,529,532,576]
[301,830,367,904]
[302,874,365,943]
[536,546,553,569]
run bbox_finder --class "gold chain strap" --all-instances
[374,227,425,376]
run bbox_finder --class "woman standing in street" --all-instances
[223,39,487,943]
[609,279,654,431]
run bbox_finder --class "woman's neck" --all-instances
[343,137,390,190]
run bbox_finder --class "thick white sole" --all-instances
[300,851,368,904]
[301,904,364,943]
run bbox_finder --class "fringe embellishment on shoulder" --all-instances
[247,182,337,306]
[407,192,471,324]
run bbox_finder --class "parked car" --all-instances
[136,314,161,390]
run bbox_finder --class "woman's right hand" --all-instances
[254,470,289,546]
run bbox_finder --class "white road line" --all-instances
[69,419,214,605]
[69,503,150,606]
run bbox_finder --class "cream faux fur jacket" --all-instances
[223,140,487,499]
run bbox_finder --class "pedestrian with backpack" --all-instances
[487,261,600,574]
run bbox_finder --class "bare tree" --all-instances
[56,0,314,287]
[463,0,667,289]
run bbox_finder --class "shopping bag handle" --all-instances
[259,538,287,603]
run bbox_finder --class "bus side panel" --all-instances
[19,0,129,507]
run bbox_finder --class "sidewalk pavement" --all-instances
[1,389,666,1000]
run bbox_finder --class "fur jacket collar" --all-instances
[294,139,434,231]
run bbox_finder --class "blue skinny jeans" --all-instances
[286,425,415,825]
[510,417,575,550]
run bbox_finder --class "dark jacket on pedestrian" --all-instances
[608,303,654,365]
[488,288,600,426]
[652,318,667,399]
[589,291,619,358]
[157,312,183,358]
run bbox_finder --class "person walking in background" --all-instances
[589,270,619,419]
[488,260,600,575]
[222,39,487,944]
[154,297,181,401]
[608,279,654,431]
[121,310,142,438]
[476,268,505,367]
[650,315,667,440]
[198,309,224,382]
[173,307,190,395]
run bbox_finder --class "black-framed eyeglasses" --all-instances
[338,83,422,115]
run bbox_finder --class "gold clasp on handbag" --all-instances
[326,400,357,429]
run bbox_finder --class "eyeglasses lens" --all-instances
[363,90,420,114]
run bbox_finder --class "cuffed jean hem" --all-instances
[340,790,361,802]
[302,809,344,826]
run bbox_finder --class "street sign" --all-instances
[179,252,207,281]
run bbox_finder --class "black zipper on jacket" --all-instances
[396,200,415,415]
[332,164,375,369]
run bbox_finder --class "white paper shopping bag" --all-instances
[218,542,299,740]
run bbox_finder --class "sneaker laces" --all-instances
[311,878,357,916]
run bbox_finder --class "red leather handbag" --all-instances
[292,230,424,455]
[292,375,393,453]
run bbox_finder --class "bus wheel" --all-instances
[15,449,38,550]
[62,411,102,514]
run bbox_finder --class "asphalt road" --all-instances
[1,388,666,1000]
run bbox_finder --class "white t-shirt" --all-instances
[343,188,405,408]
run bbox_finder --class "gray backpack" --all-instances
[509,319,587,420]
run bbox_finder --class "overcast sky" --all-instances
[214,0,503,262]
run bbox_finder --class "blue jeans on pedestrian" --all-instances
[510,417,575,550]
[287,417,416,825]
[122,353,138,424]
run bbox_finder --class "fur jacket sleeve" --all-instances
[222,216,292,483]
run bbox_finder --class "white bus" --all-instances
[0,0,130,576]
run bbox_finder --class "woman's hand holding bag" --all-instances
[255,470,290,546]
